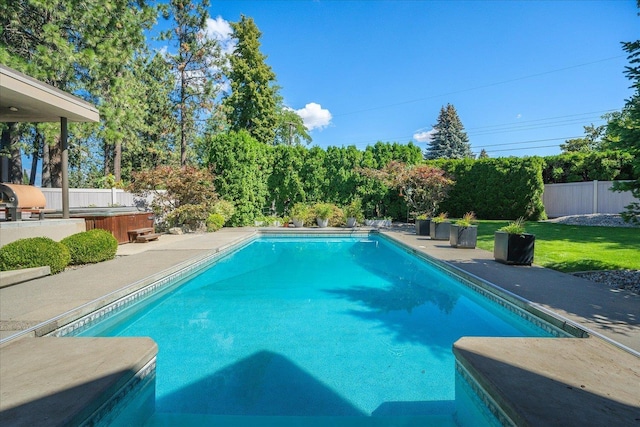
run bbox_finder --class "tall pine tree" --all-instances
[1,0,157,184]
[223,15,279,144]
[161,0,224,166]
[425,104,472,159]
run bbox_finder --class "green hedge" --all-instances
[205,133,423,224]
[206,130,272,226]
[61,229,118,265]
[431,157,547,220]
[542,151,635,183]
[0,237,71,274]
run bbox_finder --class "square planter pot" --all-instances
[316,217,329,228]
[292,219,304,228]
[450,224,477,248]
[493,231,535,265]
[415,219,431,236]
[430,221,451,240]
[346,217,357,228]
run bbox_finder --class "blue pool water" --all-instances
[78,236,555,425]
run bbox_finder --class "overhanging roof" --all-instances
[0,64,99,123]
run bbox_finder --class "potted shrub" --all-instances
[494,218,535,265]
[450,212,477,249]
[314,203,333,228]
[344,198,364,228]
[290,203,310,228]
[254,215,265,227]
[430,212,451,240]
[265,215,282,227]
[415,214,431,236]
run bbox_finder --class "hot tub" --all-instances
[47,207,155,244]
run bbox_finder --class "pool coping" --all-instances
[1,228,638,426]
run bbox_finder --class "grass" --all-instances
[474,220,640,273]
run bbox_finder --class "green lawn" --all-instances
[474,220,640,273]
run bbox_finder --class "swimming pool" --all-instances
[71,234,566,426]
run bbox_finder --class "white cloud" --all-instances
[516,113,522,119]
[413,128,437,143]
[295,103,332,131]
[205,16,235,55]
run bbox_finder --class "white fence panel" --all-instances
[543,181,635,217]
[40,188,138,210]
[596,181,632,214]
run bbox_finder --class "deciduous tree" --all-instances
[360,161,453,218]
[129,165,218,231]
[561,124,605,153]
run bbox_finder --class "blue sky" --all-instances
[166,0,639,157]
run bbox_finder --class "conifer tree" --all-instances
[161,0,224,166]
[425,104,472,159]
[610,8,640,224]
[223,15,279,144]
[0,0,156,184]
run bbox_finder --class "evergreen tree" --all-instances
[78,0,157,181]
[0,0,156,184]
[134,54,180,170]
[161,0,224,166]
[609,8,640,223]
[425,104,472,160]
[223,15,279,144]
[0,0,79,186]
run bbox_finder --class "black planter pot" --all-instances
[415,219,431,236]
[493,231,535,265]
[450,225,477,248]
[430,222,451,240]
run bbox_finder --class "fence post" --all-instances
[593,180,598,214]
[111,187,117,206]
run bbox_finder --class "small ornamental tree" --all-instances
[129,165,218,231]
[360,161,453,218]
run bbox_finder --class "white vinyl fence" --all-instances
[543,181,636,218]
[40,188,138,210]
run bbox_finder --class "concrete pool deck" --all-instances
[0,227,638,426]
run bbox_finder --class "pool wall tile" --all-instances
[455,361,516,427]
[80,357,157,427]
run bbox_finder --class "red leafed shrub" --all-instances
[129,166,218,231]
